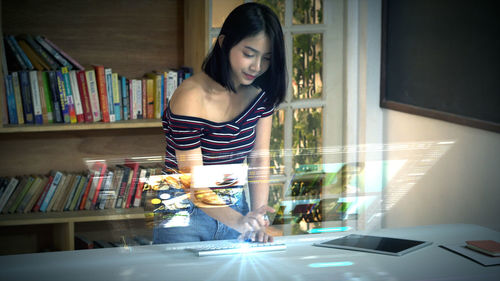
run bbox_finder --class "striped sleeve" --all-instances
[163,111,203,151]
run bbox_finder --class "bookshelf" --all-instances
[0,0,209,254]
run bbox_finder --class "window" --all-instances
[210,0,344,235]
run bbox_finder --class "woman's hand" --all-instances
[239,229,274,243]
[236,205,275,242]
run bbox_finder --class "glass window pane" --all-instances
[293,0,323,25]
[255,0,285,24]
[293,107,322,170]
[292,33,323,100]
[212,0,244,28]
[270,109,285,175]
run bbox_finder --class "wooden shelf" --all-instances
[0,208,147,227]
[0,120,162,134]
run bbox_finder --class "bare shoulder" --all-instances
[169,74,206,117]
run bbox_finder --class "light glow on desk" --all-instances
[307,226,351,234]
[308,261,354,268]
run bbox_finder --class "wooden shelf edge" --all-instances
[0,120,162,133]
[0,208,148,226]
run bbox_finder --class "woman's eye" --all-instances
[243,52,254,58]
[263,57,271,61]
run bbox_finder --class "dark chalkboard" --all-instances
[380,0,500,133]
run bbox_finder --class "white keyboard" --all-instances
[191,241,286,257]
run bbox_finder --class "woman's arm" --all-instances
[247,115,273,211]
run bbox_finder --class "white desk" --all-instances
[0,224,499,281]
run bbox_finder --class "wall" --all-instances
[354,0,500,232]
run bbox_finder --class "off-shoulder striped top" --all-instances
[162,90,275,172]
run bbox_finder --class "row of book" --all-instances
[0,161,163,214]
[75,234,153,250]
[2,34,192,125]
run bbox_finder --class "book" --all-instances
[6,35,33,70]
[37,71,52,123]
[2,176,28,214]
[144,78,154,119]
[97,170,114,209]
[78,173,94,210]
[0,177,19,213]
[55,70,70,123]
[141,78,147,119]
[115,165,131,208]
[89,161,107,209]
[106,168,124,209]
[4,74,19,124]
[16,176,43,213]
[16,39,48,71]
[35,35,84,70]
[28,70,44,124]
[32,175,54,212]
[47,71,63,123]
[8,176,35,213]
[130,79,143,119]
[23,176,49,213]
[69,70,84,123]
[74,234,94,250]
[69,174,89,211]
[85,70,101,122]
[61,67,77,123]
[120,76,129,120]
[19,70,34,123]
[63,174,82,211]
[46,173,68,212]
[166,70,178,103]
[20,34,59,70]
[111,72,121,121]
[104,67,115,122]
[39,171,64,212]
[466,240,500,257]
[4,35,28,70]
[11,72,25,124]
[124,161,140,208]
[52,174,76,212]
[76,70,93,122]
[93,65,110,122]
[133,167,148,208]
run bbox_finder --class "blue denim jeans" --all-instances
[153,192,249,244]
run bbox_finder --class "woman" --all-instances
[154,2,286,244]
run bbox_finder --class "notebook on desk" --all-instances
[313,234,432,256]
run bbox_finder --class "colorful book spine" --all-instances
[19,71,34,123]
[8,176,35,213]
[6,35,33,70]
[141,78,147,119]
[85,70,101,122]
[16,39,47,71]
[90,162,107,209]
[36,35,84,70]
[145,78,154,119]
[166,70,178,102]
[93,65,110,122]
[69,70,84,122]
[39,171,63,212]
[55,70,70,123]
[115,165,130,208]
[133,168,148,208]
[4,74,19,124]
[112,73,121,121]
[32,175,53,212]
[11,72,25,124]
[0,178,19,213]
[76,70,93,122]
[21,34,59,70]
[37,71,52,123]
[33,35,70,70]
[61,67,77,123]
[40,72,54,123]
[47,71,63,123]
[4,36,28,70]
[124,161,139,208]
[120,76,129,120]
[28,70,43,124]
[104,68,115,122]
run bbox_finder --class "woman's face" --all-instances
[228,31,271,88]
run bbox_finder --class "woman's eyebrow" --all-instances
[244,46,272,55]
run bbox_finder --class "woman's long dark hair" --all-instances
[202,2,287,107]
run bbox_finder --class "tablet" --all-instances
[313,234,432,256]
